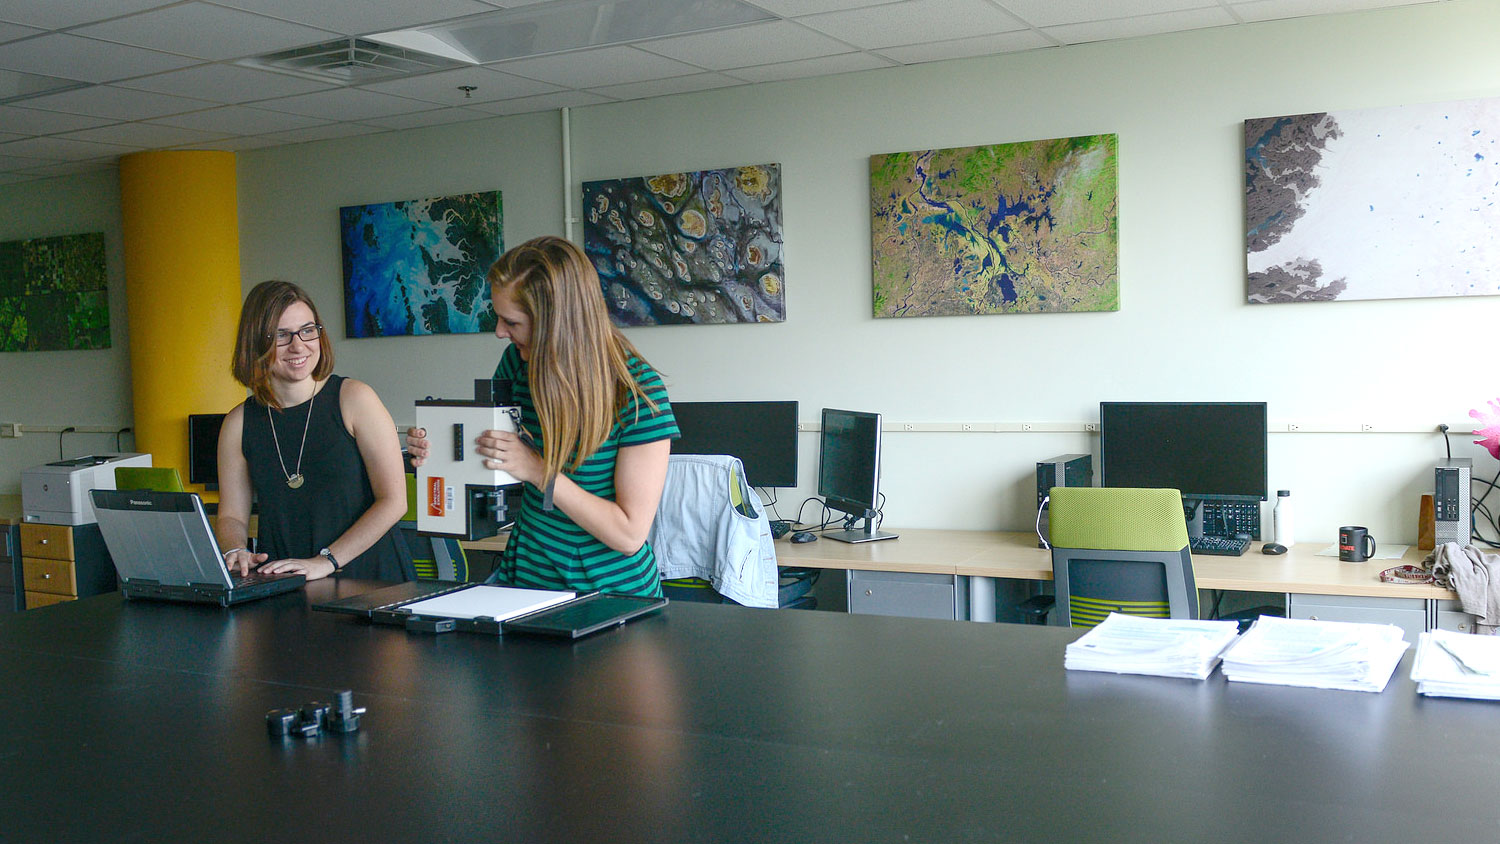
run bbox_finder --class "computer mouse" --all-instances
[790,531,817,544]
[1261,542,1287,555]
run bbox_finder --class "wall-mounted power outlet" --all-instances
[0,423,20,438]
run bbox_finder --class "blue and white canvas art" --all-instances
[340,191,501,337]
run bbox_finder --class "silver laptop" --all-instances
[90,489,304,606]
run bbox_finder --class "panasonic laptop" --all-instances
[90,489,305,606]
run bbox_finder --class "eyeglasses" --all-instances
[269,324,322,346]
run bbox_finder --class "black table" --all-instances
[1,581,1496,843]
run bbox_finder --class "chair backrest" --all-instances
[401,473,467,581]
[1047,486,1195,628]
[114,466,185,493]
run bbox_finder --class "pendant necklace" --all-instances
[268,385,314,490]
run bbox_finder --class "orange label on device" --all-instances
[427,477,445,517]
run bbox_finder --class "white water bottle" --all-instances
[1273,489,1294,546]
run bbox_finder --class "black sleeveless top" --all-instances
[241,374,413,581]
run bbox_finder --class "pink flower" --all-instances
[1470,398,1500,460]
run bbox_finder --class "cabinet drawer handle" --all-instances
[1308,615,1318,620]
[39,538,48,545]
[42,573,51,580]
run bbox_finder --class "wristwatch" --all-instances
[320,547,343,573]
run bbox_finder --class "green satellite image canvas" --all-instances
[0,232,109,352]
[870,134,1118,318]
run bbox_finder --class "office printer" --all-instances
[415,380,523,540]
[22,453,153,525]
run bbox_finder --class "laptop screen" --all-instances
[91,490,233,589]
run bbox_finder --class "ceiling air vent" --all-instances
[240,37,469,84]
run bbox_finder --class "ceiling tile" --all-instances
[724,51,894,84]
[359,66,561,105]
[0,105,116,134]
[635,20,855,70]
[0,135,136,161]
[0,153,53,168]
[253,87,445,121]
[745,0,907,14]
[118,63,334,103]
[361,106,497,130]
[492,45,701,89]
[0,21,42,44]
[74,3,339,62]
[59,122,229,149]
[799,0,1028,49]
[0,0,177,30]
[149,104,333,134]
[0,33,198,83]
[19,85,212,120]
[588,72,745,101]
[171,134,284,151]
[210,0,499,37]
[1230,0,1422,22]
[876,29,1053,63]
[257,122,389,144]
[995,0,1218,28]
[469,90,613,116]
[1044,7,1237,44]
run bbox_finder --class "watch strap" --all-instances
[320,547,342,572]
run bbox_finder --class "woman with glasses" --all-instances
[214,280,414,582]
[406,236,677,597]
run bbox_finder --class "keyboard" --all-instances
[1191,536,1251,556]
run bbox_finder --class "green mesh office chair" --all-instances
[1045,486,1197,628]
[400,473,468,582]
[114,466,185,492]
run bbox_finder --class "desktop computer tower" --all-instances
[1434,457,1472,546]
[1036,454,1092,547]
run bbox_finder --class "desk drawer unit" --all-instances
[848,570,969,620]
[18,523,114,610]
[1285,593,1428,643]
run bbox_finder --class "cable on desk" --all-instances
[58,427,76,460]
[115,426,132,453]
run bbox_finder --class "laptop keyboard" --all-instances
[232,571,290,587]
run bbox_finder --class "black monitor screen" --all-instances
[1099,402,1268,500]
[187,413,225,488]
[817,408,882,518]
[671,401,798,488]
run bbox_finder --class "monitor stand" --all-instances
[824,517,898,544]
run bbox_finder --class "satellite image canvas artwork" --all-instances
[870,134,1118,319]
[340,191,501,337]
[1246,97,1500,304]
[583,163,784,326]
[0,231,108,352]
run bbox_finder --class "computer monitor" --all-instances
[670,400,798,488]
[1099,402,1268,540]
[817,408,897,544]
[187,413,225,490]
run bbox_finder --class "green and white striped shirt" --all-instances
[493,343,678,596]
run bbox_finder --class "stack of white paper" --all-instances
[1411,630,1500,700]
[1219,616,1409,693]
[1064,613,1242,680]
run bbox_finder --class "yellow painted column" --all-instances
[118,151,245,494]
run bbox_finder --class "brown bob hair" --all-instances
[231,280,334,409]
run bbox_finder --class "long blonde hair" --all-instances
[488,236,656,485]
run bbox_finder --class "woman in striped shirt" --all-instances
[409,236,678,596]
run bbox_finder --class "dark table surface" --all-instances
[1,580,1497,843]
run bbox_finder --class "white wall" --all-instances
[0,169,133,486]
[7,0,1500,546]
